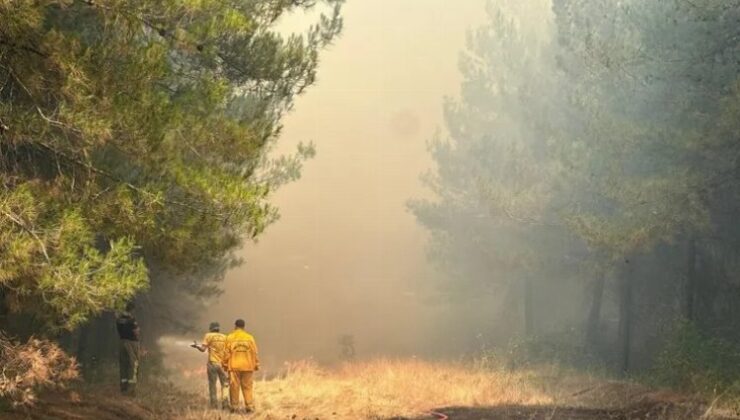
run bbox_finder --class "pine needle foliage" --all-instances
[0,0,344,330]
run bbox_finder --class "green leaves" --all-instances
[554,0,739,262]
[413,0,740,337]
[37,216,148,330]
[0,185,148,329]
[0,0,343,330]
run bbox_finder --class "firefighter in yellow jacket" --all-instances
[192,322,229,409]
[222,319,259,412]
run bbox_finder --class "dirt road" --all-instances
[397,402,722,420]
[2,391,732,420]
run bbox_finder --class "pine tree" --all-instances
[0,0,344,330]
[410,1,581,337]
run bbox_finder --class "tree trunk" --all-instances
[524,277,534,337]
[586,275,605,347]
[685,237,697,322]
[75,312,119,382]
[618,260,633,375]
[0,287,7,330]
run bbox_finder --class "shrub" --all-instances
[498,331,605,370]
[651,321,740,394]
[0,334,79,406]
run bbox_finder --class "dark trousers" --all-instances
[119,339,140,395]
[207,361,229,408]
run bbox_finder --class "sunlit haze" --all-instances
[201,0,489,367]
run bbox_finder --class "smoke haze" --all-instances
[197,0,496,367]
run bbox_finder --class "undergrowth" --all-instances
[0,333,78,407]
[650,321,740,414]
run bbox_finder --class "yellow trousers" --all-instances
[229,370,254,409]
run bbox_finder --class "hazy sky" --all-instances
[201,0,488,367]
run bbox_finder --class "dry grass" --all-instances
[175,359,555,420]
[1,357,730,419]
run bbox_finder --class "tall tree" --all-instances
[0,0,344,331]
[410,1,580,338]
[553,0,740,371]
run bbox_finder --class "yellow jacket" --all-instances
[202,332,227,364]
[223,328,259,372]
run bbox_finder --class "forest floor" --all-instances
[2,359,738,420]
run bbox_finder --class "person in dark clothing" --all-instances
[116,302,140,396]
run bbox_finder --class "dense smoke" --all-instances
[192,0,490,368]
[186,0,740,380]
